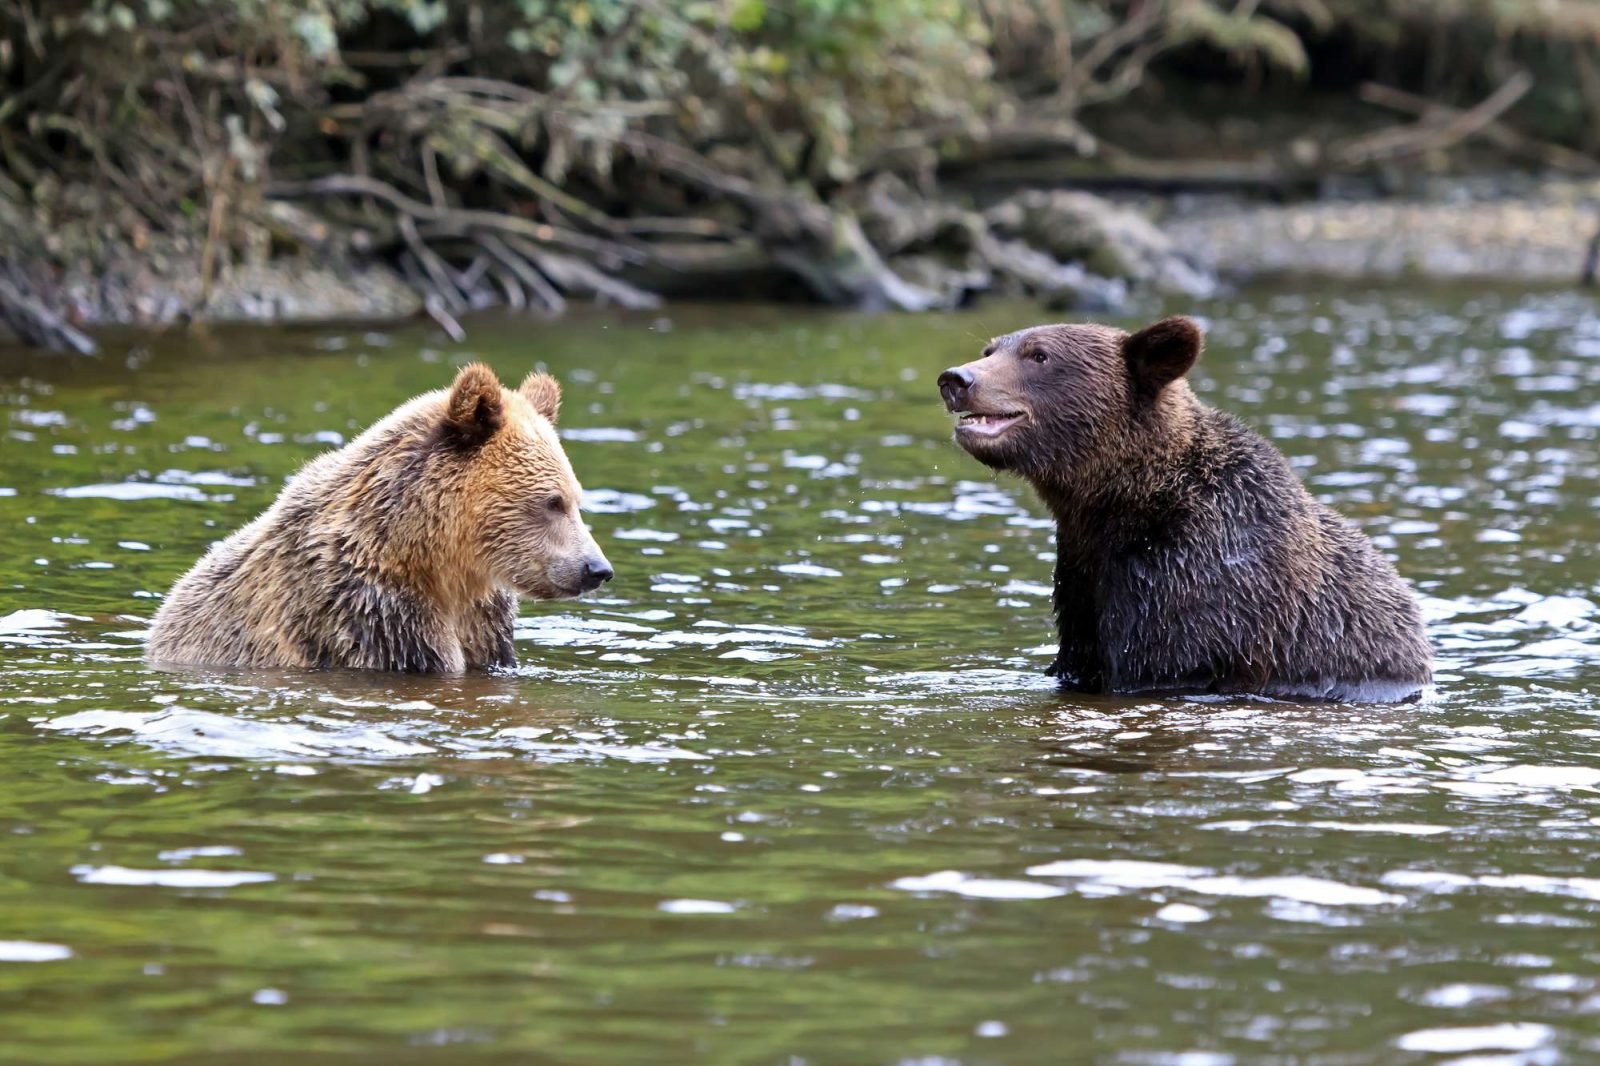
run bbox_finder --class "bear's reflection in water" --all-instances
[129,663,577,761]
[1016,697,1416,776]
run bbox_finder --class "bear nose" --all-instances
[581,559,614,592]
[938,366,974,410]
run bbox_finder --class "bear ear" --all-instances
[519,371,561,424]
[444,363,505,447]
[1123,316,1203,397]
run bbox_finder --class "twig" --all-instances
[459,253,489,292]
[487,264,527,310]
[605,130,833,243]
[1582,213,1600,287]
[422,292,465,342]
[1336,72,1534,168]
[268,174,651,264]
[421,143,447,211]
[477,232,566,314]
[398,214,467,312]
[503,234,660,310]
[0,276,98,355]
[1355,77,1597,172]
[198,152,237,315]
[1058,0,1162,108]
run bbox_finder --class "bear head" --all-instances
[937,316,1204,482]
[440,364,613,599]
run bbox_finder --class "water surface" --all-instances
[1,289,1597,1064]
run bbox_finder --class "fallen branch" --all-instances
[1334,72,1533,168]
[1355,77,1597,172]
[605,130,833,244]
[398,215,468,313]
[477,233,566,314]
[1582,214,1600,287]
[267,174,650,265]
[501,236,660,310]
[0,277,98,355]
[945,152,1309,195]
[422,292,465,342]
[868,117,1099,176]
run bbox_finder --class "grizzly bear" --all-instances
[147,365,612,673]
[938,316,1431,702]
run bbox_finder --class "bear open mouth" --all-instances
[954,410,1026,438]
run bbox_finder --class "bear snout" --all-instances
[579,556,614,593]
[938,366,975,411]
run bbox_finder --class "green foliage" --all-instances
[5,0,1600,262]
[478,0,992,180]
[1170,2,1309,77]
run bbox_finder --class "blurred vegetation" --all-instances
[3,0,1600,336]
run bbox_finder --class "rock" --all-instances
[775,212,942,312]
[976,233,1129,313]
[0,275,98,355]
[1040,268,1129,314]
[886,253,991,308]
[853,173,979,257]
[985,189,1218,298]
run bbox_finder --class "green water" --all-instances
[1,290,1597,1065]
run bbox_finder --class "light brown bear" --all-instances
[148,365,612,673]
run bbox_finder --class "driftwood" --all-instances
[1357,80,1600,174]
[269,174,649,265]
[269,162,938,331]
[1335,74,1535,168]
[946,153,1313,196]
[1582,216,1600,287]
[943,74,1591,202]
[0,277,98,355]
[868,118,1100,176]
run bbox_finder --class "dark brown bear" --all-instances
[938,317,1431,702]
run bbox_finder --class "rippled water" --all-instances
[1,288,1597,1064]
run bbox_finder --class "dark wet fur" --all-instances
[944,317,1432,703]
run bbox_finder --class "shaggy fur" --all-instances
[938,317,1431,702]
[148,365,612,673]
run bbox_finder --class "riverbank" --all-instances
[10,2,1600,350]
[1169,178,1600,283]
[6,177,1597,347]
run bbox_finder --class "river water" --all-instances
[1,288,1596,1064]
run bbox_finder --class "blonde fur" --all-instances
[147,366,610,673]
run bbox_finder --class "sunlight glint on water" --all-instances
[0,288,1597,1064]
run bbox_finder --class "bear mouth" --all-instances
[954,410,1026,439]
[514,575,584,600]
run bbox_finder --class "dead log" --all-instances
[868,117,1099,176]
[1335,73,1534,168]
[422,293,466,342]
[0,277,98,355]
[268,175,649,265]
[784,214,940,312]
[477,234,566,314]
[501,236,660,310]
[621,239,783,297]
[945,153,1314,196]
[1582,214,1600,287]
[1357,80,1599,174]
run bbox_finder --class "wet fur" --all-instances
[148,366,602,674]
[944,318,1432,702]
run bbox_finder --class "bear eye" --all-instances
[1028,349,1048,364]
[544,494,567,515]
